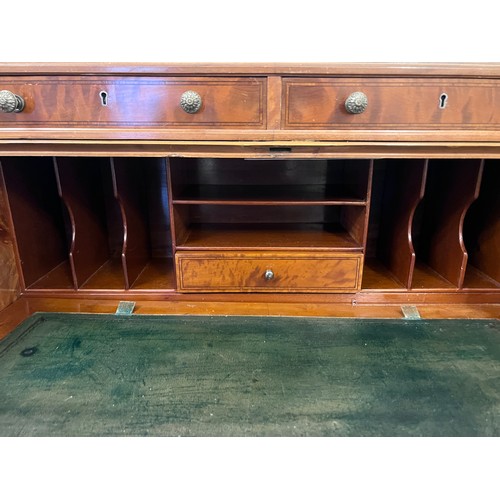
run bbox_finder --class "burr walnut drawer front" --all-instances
[0,76,266,128]
[175,251,363,293]
[283,78,500,129]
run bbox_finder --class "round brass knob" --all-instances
[264,269,274,280]
[180,90,202,114]
[345,91,368,114]
[0,90,25,113]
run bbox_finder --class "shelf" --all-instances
[74,258,175,291]
[80,259,126,290]
[28,261,75,291]
[361,259,406,290]
[172,185,367,205]
[462,266,500,289]
[25,258,176,291]
[410,262,456,290]
[131,258,175,290]
[175,223,363,251]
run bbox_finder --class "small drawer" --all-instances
[283,77,500,130]
[175,251,363,293]
[0,76,266,128]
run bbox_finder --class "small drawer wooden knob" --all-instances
[0,90,25,113]
[264,269,274,280]
[180,90,202,114]
[345,91,368,114]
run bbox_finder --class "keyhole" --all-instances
[99,91,108,106]
[439,93,448,109]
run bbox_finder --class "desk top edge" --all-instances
[1,62,500,77]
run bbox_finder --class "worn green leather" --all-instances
[1,313,499,436]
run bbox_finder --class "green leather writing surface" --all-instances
[1,313,499,436]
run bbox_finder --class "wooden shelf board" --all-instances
[25,258,176,292]
[462,266,500,289]
[79,258,177,291]
[410,262,456,290]
[27,261,75,290]
[131,258,176,290]
[173,185,366,205]
[176,223,363,251]
[361,259,406,290]
[80,259,126,290]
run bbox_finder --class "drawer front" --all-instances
[284,78,500,129]
[175,251,363,292]
[0,76,266,128]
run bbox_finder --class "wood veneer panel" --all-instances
[413,159,483,288]
[176,251,362,293]
[376,159,428,288]
[0,77,266,129]
[0,164,21,309]
[1,157,72,289]
[284,78,500,130]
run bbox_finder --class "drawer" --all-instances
[175,251,363,292]
[283,78,500,129]
[0,76,266,128]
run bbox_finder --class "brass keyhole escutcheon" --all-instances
[439,93,448,109]
[99,91,108,106]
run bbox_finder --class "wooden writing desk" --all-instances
[0,63,498,329]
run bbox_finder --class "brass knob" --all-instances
[264,269,274,280]
[0,90,25,113]
[180,90,202,114]
[345,91,368,114]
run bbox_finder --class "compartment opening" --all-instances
[463,160,500,289]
